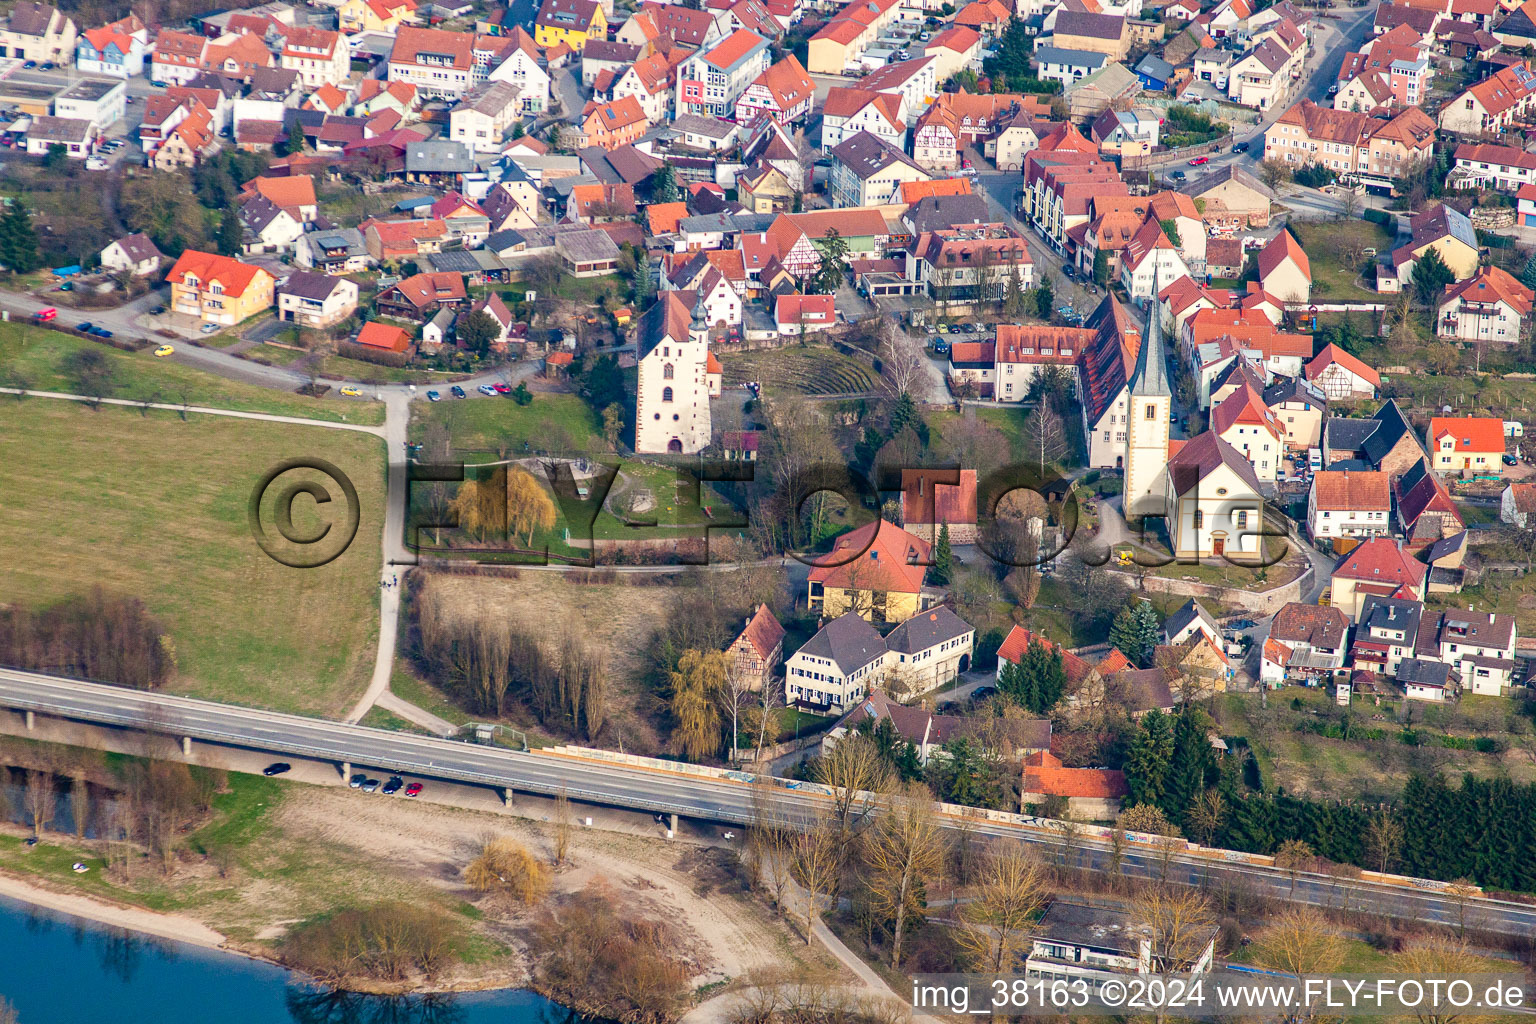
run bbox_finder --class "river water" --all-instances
[0,893,575,1024]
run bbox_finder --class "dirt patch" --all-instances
[421,572,674,752]
[273,790,822,989]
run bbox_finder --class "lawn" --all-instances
[1289,220,1393,302]
[931,406,1034,461]
[410,390,604,454]
[722,346,878,396]
[0,323,385,426]
[0,401,386,716]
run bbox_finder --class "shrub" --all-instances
[0,589,173,690]
[465,836,549,904]
[281,902,456,983]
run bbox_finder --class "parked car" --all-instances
[21,61,35,69]
[450,385,467,399]
[153,344,174,357]
[76,321,93,332]
[1504,453,1519,466]
[40,62,54,70]
[1226,618,1257,631]
[493,382,511,394]
[1233,141,1249,153]
[349,773,367,789]
[1327,82,1339,95]
[360,778,380,793]
[478,384,496,396]
[91,327,113,339]
[32,307,56,321]
[1172,170,1187,181]
[263,762,292,776]
[426,390,441,402]
[200,323,219,334]
[149,305,166,315]
[405,782,423,797]
[382,776,404,795]
[339,385,361,397]
[1188,155,1210,166]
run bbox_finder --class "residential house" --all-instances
[908,226,1035,310]
[676,29,771,119]
[389,26,474,99]
[533,0,607,52]
[1164,598,1224,648]
[1090,107,1160,158]
[1261,603,1351,687]
[883,607,976,696]
[99,233,164,277]
[1264,376,1328,450]
[735,55,815,126]
[376,271,467,321]
[1034,45,1107,86]
[165,249,275,326]
[805,0,901,74]
[1265,100,1435,187]
[1437,62,1536,135]
[0,2,77,64]
[25,115,94,158]
[775,292,836,335]
[76,15,147,77]
[824,690,1045,767]
[1450,141,1536,190]
[296,227,373,273]
[1256,229,1310,303]
[1321,400,1426,477]
[485,28,549,111]
[1351,594,1424,676]
[239,194,304,254]
[1426,608,1518,695]
[555,227,621,276]
[806,519,936,625]
[1392,203,1479,285]
[277,271,359,328]
[820,87,906,149]
[1211,382,1284,481]
[913,90,1034,171]
[581,95,648,150]
[1021,754,1129,819]
[829,130,930,207]
[1119,218,1187,301]
[924,25,982,80]
[150,29,207,85]
[338,0,416,33]
[582,40,640,87]
[1308,469,1391,539]
[1395,458,1465,544]
[449,81,524,152]
[1330,538,1428,618]
[784,612,890,710]
[1305,344,1380,401]
[1066,62,1141,120]
[281,26,349,87]
[1227,37,1300,110]
[1437,265,1533,343]
[726,604,786,691]
[607,50,677,125]
[1429,416,1506,477]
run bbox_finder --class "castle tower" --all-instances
[1123,300,1172,519]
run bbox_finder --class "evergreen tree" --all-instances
[1107,600,1161,666]
[217,204,243,257]
[1092,248,1109,286]
[1033,277,1054,319]
[1411,247,1455,307]
[0,199,41,274]
[649,162,679,203]
[1124,709,1174,808]
[1131,601,1161,666]
[812,228,849,294]
[930,523,953,586]
[1521,251,1536,290]
[1000,639,1065,714]
[1164,708,1215,820]
[998,658,1033,709]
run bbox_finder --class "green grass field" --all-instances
[1292,220,1392,303]
[0,323,385,426]
[410,390,604,454]
[0,401,386,716]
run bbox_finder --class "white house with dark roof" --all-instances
[100,232,164,277]
[277,271,359,329]
[785,611,891,710]
[828,130,931,207]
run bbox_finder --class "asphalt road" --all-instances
[2,669,1533,936]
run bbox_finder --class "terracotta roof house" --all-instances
[806,519,936,624]
[1331,536,1428,616]
[1428,415,1507,477]
[1308,468,1390,540]
[376,271,467,321]
[900,469,978,544]
[1021,751,1128,819]
[1437,265,1533,343]
[1304,343,1380,401]
[1255,228,1310,303]
[1395,457,1465,543]
[354,321,413,354]
[726,603,786,691]
[997,626,1096,687]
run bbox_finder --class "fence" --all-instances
[1120,133,1236,171]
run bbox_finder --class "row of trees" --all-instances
[413,574,610,739]
[0,588,175,691]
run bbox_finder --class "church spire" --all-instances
[1129,299,1171,398]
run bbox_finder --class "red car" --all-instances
[404,782,423,797]
[1188,156,1210,166]
[493,382,512,395]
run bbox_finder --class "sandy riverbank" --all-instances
[0,870,230,951]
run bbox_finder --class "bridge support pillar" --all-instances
[669,813,678,834]
[182,736,191,757]
[341,762,350,781]
[502,787,513,807]
[24,710,34,731]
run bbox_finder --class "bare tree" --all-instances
[877,326,925,402]
[865,781,947,968]
[1185,789,1226,846]
[789,815,841,946]
[25,769,54,839]
[1132,886,1216,973]
[553,786,573,869]
[1023,404,1070,468]
[1274,838,1314,894]
[748,781,795,916]
[1392,936,1502,1024]
[1363,807,1404,873]
[753,674,785,763]
[1250,906,1348,978]
[954,849,1050,974]
[814,732,890,838]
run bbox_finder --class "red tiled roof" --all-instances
[1442,265,1534,318]
[998,626,1094,684]
[1429,416,1504,453]
[1257,228,1309,281]
[356,322,412,352]
[1312,469,1390,511]
[1332,537,1427,589]
[901,469,977,528]
[165,249,268,298]
[1305,343,1380,388]
[1023,751,1128,799]
[806,519,930,594]
[737,603,786,659]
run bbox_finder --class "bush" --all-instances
[1292,163,1335,189]
[281,903,456,983]
[0,589,174,690]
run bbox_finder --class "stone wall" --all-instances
[1107,562,1315,617]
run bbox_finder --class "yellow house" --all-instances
[737,162,797,213]
[339,0,416,34]
[534,0,606,52]
[166,250,275,327]
[806,519,938,625]
[1395,203,1479,286]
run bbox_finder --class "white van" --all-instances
[1308,447,1323,471]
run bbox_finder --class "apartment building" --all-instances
[166,249,275,326]
[676,29,770,119]
[280,26,349,87]
[1438,62,1536,135]
[1264,100,1435,185]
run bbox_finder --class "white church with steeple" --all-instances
[1123,301,1172,520]
[635,292,722,455]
